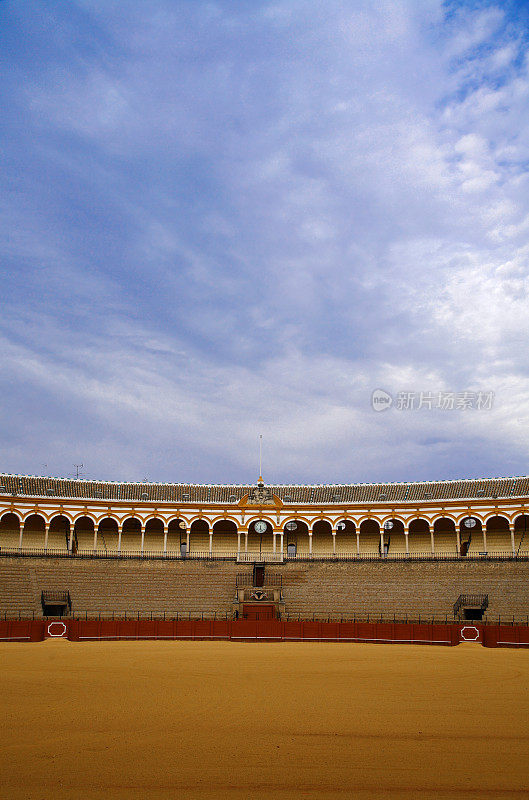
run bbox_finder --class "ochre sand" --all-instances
[1,641,528,800]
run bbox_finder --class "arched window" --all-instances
[287,542,297,557]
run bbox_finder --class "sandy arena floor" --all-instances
[0,640,528,800]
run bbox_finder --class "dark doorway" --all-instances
[463,608,484,620]
[253,563,265,587]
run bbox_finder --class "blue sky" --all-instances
[1,0,529,484]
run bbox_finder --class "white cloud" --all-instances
[2,0,529,481]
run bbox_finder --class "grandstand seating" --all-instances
[335,532,356,555]
[358,532,380,555]
[0,558,240,617]
[430,533,458,553]
[1,557,527,621]
[269,561,529,619]
[466,529,487,555]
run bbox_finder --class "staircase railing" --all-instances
[453,593,488,616]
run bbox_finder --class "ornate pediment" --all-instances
[247,478,274,505]
[240,477,281,507]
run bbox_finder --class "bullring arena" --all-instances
[1,472,529,799]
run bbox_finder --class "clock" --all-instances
[254,520,267,534]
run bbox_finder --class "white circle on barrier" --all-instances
[460,625,479,641]
[47,621,67,638]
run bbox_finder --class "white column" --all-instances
[163,525,168,554]
[280,532,284,557]
[245,530,248,553]
[44,524,49,550]
[141,526,145,554]
[482,526,487,553]
[356,530,360,556]
[19,523,23,549]
[332,531,336,555]
[93,525,97,551]
[510,524,516,556]
[380,529,384,556]
[404,527,409,555]
[309,532,313,555]
[237,529,241,556]
[68,525,74,552]
[117,526,122,553]
[209,530,213,556]
[456,526,460,554]
[273,532,276,554]
[430,526,435,554]
[186,530,190,554]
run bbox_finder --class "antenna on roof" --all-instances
[259,434,263,482]
[73,463,84,480]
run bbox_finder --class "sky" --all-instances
[1,0,529,484]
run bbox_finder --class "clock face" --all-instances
[464,517,476,528]
[254,520,267,534]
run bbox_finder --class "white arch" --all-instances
[166,514,191,526]
[73,512,98,524]
[280,513,311,527]
[379,514,407,526]
[0,509,22,522]
[334,517,357,529]
[22,511,47,524]
[187,515,211,526]
[483,512,511,526]
[407,516,431,529]
[119,515,143,528]
[358,517,381,528]
[97,515,120,527]
[49,512,73,524]
[431,514,457,527]
[244,515,275,530]
[455,512,484,526]
[211,515,240,527]
[144,516,166,528]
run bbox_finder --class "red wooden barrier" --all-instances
[482,625,529,648]
[0,620,45,642]
[0,618,526,647]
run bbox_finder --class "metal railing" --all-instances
[453,593,489,616]
[0,546,527,563]
[237,552,284,563]
[281,611,529,626]
[1,609,528,626]
[235,572,283,588]
[41,590,71,610]
[283,550,526,562]
[0,547,239,561]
